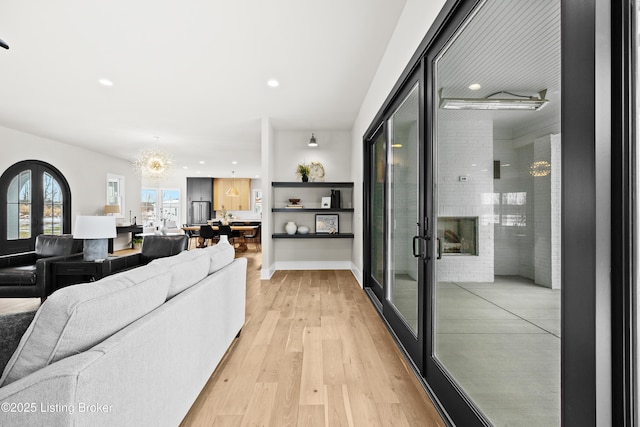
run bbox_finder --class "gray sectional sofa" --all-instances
[0,241,245,427]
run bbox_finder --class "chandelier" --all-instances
[132,147,173,180]
[529,160,551,177]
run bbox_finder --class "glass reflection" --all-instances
[433,0,561,425]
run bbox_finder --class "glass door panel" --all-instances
[387,84,420,335]
[369,129,386,302]
[431,0,561,425]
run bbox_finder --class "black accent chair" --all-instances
[198,225,218,248]
[0,234,83,301]
[106,235,189,273]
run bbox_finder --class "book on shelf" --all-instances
[286,205,304,208]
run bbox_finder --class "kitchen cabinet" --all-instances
[213,178,250,211]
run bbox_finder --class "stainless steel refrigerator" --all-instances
[190,201,211,225]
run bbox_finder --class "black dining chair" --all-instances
[198,225,218,248]
[243,224,261,251]
[183,224,199,249]
[217,225,237,245]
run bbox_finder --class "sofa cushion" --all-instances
[0,265,36,285]
[204,241,235,274]
[0,263,171,386]
[150,249,210,299]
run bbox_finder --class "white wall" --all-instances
[269,130,353,272]
[0,125,141,250]
[350,0,447,283]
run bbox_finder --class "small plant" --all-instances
[296,163,310,182]
[131,236,143,249]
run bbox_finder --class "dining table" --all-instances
[181,224,259,251]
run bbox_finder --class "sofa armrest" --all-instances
[0,253,37,269]
[0,310,36,374]
[36,253,85,297]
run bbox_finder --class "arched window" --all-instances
[0,160,71,255]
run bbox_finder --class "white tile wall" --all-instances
[492,132,560,289]
[437,120,494,282]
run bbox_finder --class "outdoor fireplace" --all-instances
[437,216,478,256]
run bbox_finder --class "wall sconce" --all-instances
[308,133,318,147]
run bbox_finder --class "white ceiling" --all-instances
[0,0,407,178]
[436,0,560,134]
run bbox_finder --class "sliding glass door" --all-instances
[385,81,423,365]
[365,72,425,368]
[364,0,600,425]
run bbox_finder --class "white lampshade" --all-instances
[74,216,117,261]
[73,216,117,239]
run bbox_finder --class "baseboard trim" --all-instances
[273,261,352,271]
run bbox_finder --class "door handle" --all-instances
[437,237,442,260]
[412,236,421,258]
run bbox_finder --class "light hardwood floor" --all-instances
[181,252,444,427]
[0,250,445,426]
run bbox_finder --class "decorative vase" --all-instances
[297,226,309,234]
[285,221,297,235]
[160,220,168,235]
[302,175,309,182]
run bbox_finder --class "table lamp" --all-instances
[104,204,120,216]
[73,216,117,261]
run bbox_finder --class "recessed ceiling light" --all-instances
[183,166,188,169]
[98,78,114,86]
[199,161,205,164]
[469,83,481,90]
[232,161,238,165]
[267,79,279,88]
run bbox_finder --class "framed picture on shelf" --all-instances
[316,214,339,234]
[321,197,331,208]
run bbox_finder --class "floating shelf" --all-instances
[272,182,354,188]
[272,208,354,213]
[272,233,354,239]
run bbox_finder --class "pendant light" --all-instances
[225,171,240,197]
[308,133,318,147]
